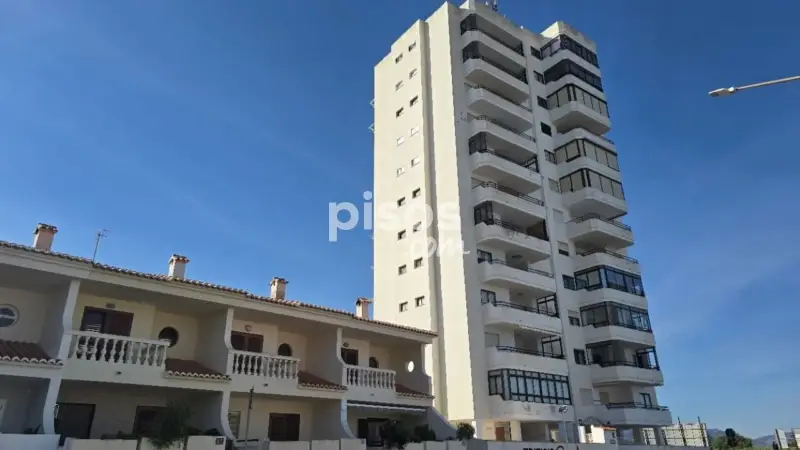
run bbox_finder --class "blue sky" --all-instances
[1,0,799,437]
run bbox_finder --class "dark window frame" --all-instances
[487,369,572,405]
[231,331,264,353]
[268,413,301,442]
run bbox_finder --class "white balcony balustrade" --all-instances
[67,331,168,368]
[230,351,300,380]
[344,365,396,390]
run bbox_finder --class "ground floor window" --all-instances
[133,406,167,436]
[269,413,300,441]
[358,418,389,447]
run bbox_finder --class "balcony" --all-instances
[469,115,536,158]
[463,55,529,103]
[475,219,551,263]
[343,364,398,403]
[470,148,542,193]
[478,259,557,297]
[466,83,533,131]
[567,214,633,250]
[472,181,546,222]
[603,403,672,427]
[548,85,611,136]
[591,361,664,386]
[460,13,526,66]
[583,324,655,347]
[575,249,640,274]
[577,287,648,310]
[481,299,561,335]
[486,346,568,376]
[487,396,574,422]
[228,350,301,394]
[562,187,627,219]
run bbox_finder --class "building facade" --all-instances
[372,0,669,444]
[0,224,452,444]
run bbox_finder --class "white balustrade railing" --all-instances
[67,331,168,368]
[344,365,396,390]
[230,350,299,380]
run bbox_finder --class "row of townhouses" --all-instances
[0,224,449,444]
[372,0,671,446]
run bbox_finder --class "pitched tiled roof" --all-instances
[298,370,347,391]
[164,358,230,381]
[0,339,62,366]
[0,240,436,337]
[396,383,434,399]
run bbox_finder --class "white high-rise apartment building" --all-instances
[372,1,670,445]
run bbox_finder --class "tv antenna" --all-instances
[92,229,109,262]
[488,0,498,11]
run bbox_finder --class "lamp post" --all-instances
[708,75,800,97]
[558,405,570,444]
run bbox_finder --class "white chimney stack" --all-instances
[356,297,372,319]
[270,277,288,300]
[168,254,189,279]
[33,223,58,251]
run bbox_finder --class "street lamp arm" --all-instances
[709,75,800,97]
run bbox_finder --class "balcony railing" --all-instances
[468,114,535,141]
[594,359,659,370]
[473,180,544,206]
[477,218,548,242]
[230,350,299,380]
[585,319,652,333]
[495,345,565,360]
[479,258,554,278]
[461,18,524,56]
[465,82,532,112]
[579,248,639,264]
[470,148,538,171]
[606,402,669,411]
[67,331,167,368]
[344,365,396,390]
[481,298,559,318]
[570,213,631,231]
[463,53,528,84]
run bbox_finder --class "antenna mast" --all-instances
[491,0,498,11]
[92,229,109,262]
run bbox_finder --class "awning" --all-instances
[347,401,427,414]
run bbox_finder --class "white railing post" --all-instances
[66,331,169,368]
[229,350,300,381]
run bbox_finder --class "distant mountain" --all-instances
[706,428,774,447]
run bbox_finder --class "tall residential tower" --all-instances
[372,1,669,445]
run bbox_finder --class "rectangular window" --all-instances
[549,178,560,193]
[415,296,425,307]
[569,316,581,326]
[557,241,569,256]
[408,42,417,51]
[80,307,133,336]
[480,289,496,304]
[540,123,552,136]
[640,393,652,407]
[396,136,404,146]
[269,413,300,442]
[231,331,264,353]
[409,69,418,79]
[411,156,421,166]
[558,169,624,200]
[537,96,548,108]
[544,150,556,163]
[410,96,419,107]
[399,302,408,312]
[487,369,572,405]
[562,275,576,290]
[397,230,406,240]
[395,54,403,63]
[398,265,407,275]
[134,406,167,436]
[412,222,422,232]
[396,167,405,176]
[396,108,404,117]
[397,197,406,207]
[547,84,608,117]
[395,81,403,91]
[574,349,587,365]
[414,257,423,268]
[484,332,500,347]
[412,188,421,198]
[410,126,419,136]
[530,46,542,60]
[541,336,563,357]
[477,250,492,263]
[534,71,545,83]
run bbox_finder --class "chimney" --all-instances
[270,277,288,300]
[168,254,189,279]
[356,297,372,319]
[33,223,58,251]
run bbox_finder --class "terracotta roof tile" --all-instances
[298,370,346,391]
[0,339,62,366]
[164,358,230,381]
[396,383,434,399]
[0,240,436,337]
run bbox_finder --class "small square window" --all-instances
[399,302,408,312]
[396,136,405,146]
[557,241,569,256]
[409,69,418,79]
[540,123,552,136]
[537,96,548,108]
[411,156,421,166]
[410,126,419,136]
[569,316,581,326]
[545,150,556,163]
[398,265,407,275]
[530,47,542,60]
[396,167,405,176]
[415,296,425,307]
[395,54,403,63]
[534,71,545,83]
[549,178,561,193]
[410,96,419,107]
[412,188,421,198]
[412,222,422,232]
[397,197,406,207]
[414,258,423,268]
[396,108,404,118]
[395,81,404,91]
[574,349,587,365]
[408,42,417,51]
[397,230,406,240]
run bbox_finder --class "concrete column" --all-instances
[654,427,667,446]
[633,427,646,444]
[510,421,522,441]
